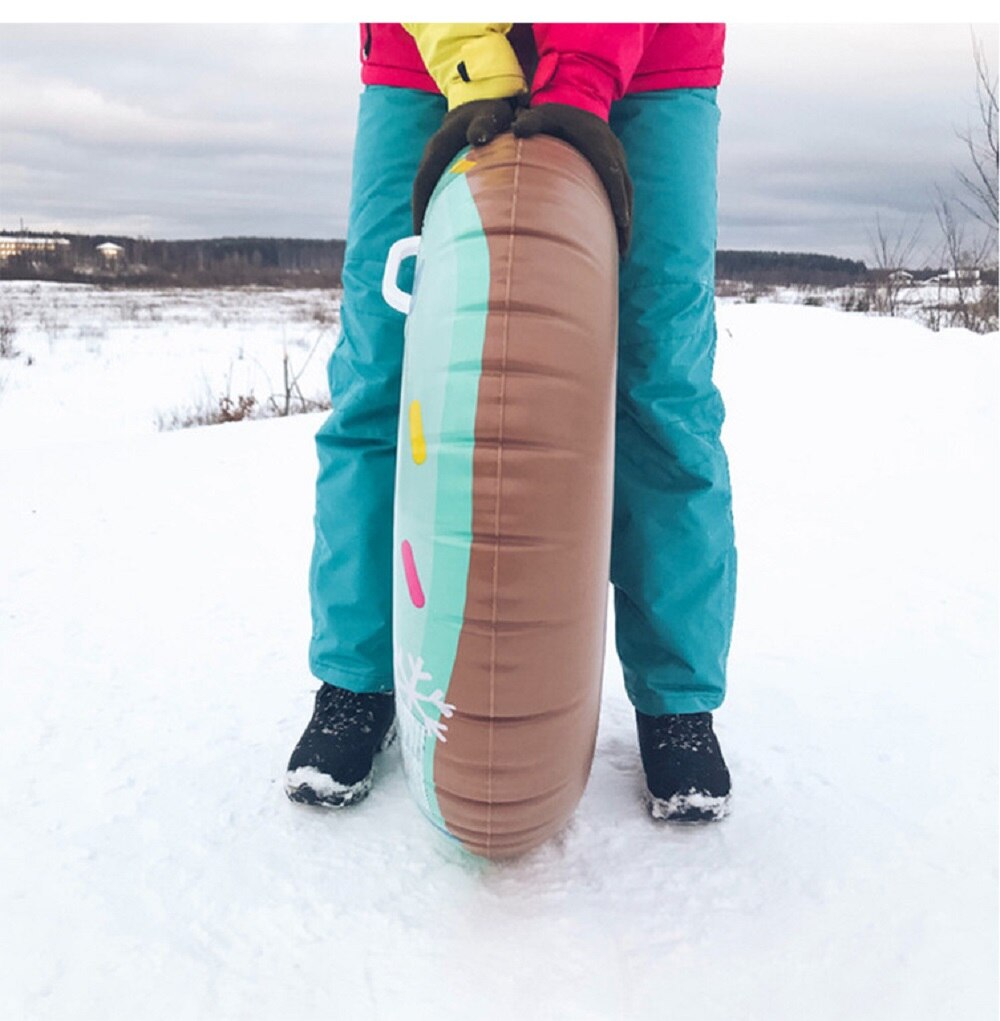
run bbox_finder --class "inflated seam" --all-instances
[486,139,522,856]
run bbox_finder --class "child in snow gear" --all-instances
[289,22,737,828]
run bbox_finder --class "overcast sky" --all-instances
[1,22,997,261]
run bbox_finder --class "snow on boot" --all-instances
[636,710,732,822]
[284,684,397,808]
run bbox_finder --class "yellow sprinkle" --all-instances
[409,400,427,465]
[450,158,477,175]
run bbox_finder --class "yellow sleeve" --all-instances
[402,23,527,110]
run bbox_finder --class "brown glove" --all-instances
[513,102,633,255]
[412,96,524,233]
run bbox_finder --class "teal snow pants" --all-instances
[308,84,736,716]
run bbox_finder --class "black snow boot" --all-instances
[284,683,397,808]
[636,710,732,822]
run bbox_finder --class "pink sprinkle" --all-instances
[401,540,425,608]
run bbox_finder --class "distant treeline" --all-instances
[716,250,868,286]
[2,232,873,289]
[0,231,345,288]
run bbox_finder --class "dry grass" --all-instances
[0,306,19,359]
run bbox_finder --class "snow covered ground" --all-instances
[0,285,997,1020]
[718,278,997,331]
[0,281,337,446]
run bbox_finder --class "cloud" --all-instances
[0,24,361,236]
[0,22,996,255]
[2,68,287,155]
[716,23,998,257]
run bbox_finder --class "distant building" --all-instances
[888,270,914,283]
[925,268,981,285]
[0,236,71,263]
[96,242,125,264]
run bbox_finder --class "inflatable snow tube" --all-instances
[384,133,618,859]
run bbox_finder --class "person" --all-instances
[285,23,737,823]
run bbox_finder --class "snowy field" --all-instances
[718,278,997,333]
[0,281,338,446]
[0,284,997,1020]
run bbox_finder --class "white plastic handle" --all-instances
[382,235,422,315]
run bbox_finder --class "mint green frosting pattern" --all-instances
[392,152,490,838]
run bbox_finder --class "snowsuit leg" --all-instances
[308,85,447,693]
[608,87,737,715]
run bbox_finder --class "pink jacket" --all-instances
[359,23,725,120]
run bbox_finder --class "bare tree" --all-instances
[919,36,1000,334]
[932,189,998,333]
[866,213,923,316]
[956,34,999,234]
[266,326,334,418]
